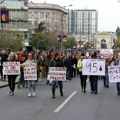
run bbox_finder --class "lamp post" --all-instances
[60,5,73,53]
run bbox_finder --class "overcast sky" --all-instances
[31,0,120,32]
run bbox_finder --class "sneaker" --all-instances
[52,96,55,99]
[8,91,11,95]
[9,92,14,96]
[32,92,36,97]
[28,93,32,97]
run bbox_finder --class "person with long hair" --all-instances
[21,52,37,97]
[89,51,99,94]
[77,53,87,93]
[7,52,18,96]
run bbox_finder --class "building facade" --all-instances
[68,9,98,35]
[93,32,115,50]
[28,3,68,38]
[0,0,28,44]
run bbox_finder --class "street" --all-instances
[0,77,120,120]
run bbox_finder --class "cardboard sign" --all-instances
[100,49,113,58]
[82,59,105,76]
[49,67,66,81]
[3,62,20,75]
[108,65,120,83]
[24,63,37,80]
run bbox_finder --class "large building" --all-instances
[0,0,28,45]
[68,9,98,35]
[28,2,68,38]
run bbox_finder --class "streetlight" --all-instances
[60,5,73,53]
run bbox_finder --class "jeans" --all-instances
[89,76,98,93]
[79,71,87,91]
[103,76,109,87]
[66,69,71,80]
[27,80,36,93]
[8,75,17,92]
[51,81,63,97]
[116,82,120,94]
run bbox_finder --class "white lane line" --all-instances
[54,91,77,113]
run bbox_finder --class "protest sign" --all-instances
[108,65,120,83]
[24,63,37,80]
[82,59,105,76]
[100,49,113,58]
[49,67,66,81]
[3,62,20,75]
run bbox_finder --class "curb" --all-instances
[0,82,19,89]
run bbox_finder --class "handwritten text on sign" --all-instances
[24,63,37,80]
[100,49,113,58]
[3,62,20,75]
[49,67,66,81]
[108,65,120,83]
[82,59,105,76]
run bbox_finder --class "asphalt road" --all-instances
[0,77,120,120]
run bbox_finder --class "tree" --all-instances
[35,22,46,32]
[116,27,120,37]
[116,35,120,47]
[0,30,24,51]
[63,37,76,49]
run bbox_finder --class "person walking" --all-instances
[7,52,18,96]
[21,52,37,97]
[50,52,64,99]
[89,51,98,94]
[114,52,120,95]
[77,53,87,93]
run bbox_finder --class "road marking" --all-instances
[54,91,77,113]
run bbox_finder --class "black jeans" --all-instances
[0,66,3,79]
[79,71,87,90]
[8,75,17,92]
[51,81,63,97]
[89,76,98,92]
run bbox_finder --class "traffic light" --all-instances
[58,35,62,42]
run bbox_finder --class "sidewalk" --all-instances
[0,76,19,88]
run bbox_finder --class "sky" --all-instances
[31,0,120,32]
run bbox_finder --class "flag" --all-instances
[1,10,9,23]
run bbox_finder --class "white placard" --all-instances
[108,65,120,83]
[82,59,105,76]
[100,49,113,58]
[3,62,20,75]
[49,67,66,81]
[24,63,37,80]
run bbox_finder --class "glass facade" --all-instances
[68,9,98,35]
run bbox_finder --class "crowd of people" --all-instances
[0,48,120,98]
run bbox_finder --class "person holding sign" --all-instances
[77,53,87,93]
[7,52,18,96]
[114,52,120,95]
[21,53,37,97]
[89,51,98,94]
[50,52,64,99]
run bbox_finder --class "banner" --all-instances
[3,62,20,75]
[100,49,113,58]
[49,67,66,81]
[1,10,9,23]
[24,63,37,80]
[108,65,120,83]
[82,59,105,76]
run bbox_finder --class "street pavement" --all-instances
[0,76,120,120]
